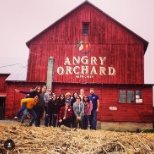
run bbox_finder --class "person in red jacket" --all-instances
[58,101,73,128]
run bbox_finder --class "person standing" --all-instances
[73,96,84,129]
[83,95,93,129]
[65,92,72,106]
[58,94,65,108]
[71,92,79,127]
[71,92,79,106]
[47,93,59,127]
[51,93,60,127]
[88,88,100,130]
[79,89,85,101]
[34,85,47,127]
[44,88,52,126]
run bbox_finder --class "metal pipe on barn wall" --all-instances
[46,57,54,90]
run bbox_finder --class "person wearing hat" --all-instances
[58,100,73,128]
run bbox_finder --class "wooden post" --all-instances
[46,57,54,90]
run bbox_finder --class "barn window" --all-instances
[82,22,89,35]
[127,90,134,103]
[119,90,126,103]
[135,90,142,103]
[119,90,142,104]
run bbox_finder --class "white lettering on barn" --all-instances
[57,56,116,78]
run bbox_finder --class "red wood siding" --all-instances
[0,75,9,92]
[53,83,153,123]
[100,86,153,123]
[27,3,145,84]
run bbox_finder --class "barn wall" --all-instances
[53,83,153,123]
[0,75,9,92]
[27,3,145,84]
[100,86,153,123]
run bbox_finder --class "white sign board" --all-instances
[109,106,117,110]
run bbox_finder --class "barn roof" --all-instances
[26,1,148,52]
[0,58,27,81]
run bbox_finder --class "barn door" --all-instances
[0,97,5,119]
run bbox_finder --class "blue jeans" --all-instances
[83,115,90,129]
[20,109,28,123]
[44,115,52,127]
[20,109,37,126]
[90,110,97,130]
[28,109,37,126]
[52,114,58,127]
[16,103,26,117]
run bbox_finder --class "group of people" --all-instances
[14,86,100,130]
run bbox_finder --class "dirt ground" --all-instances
[0,120,154,154]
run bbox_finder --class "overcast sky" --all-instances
[0,0,154,83]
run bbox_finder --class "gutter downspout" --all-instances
[46,57,54,90]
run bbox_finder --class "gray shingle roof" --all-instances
[0,58,27,81]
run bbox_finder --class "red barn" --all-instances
[0,1,153,130]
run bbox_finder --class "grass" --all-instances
[142,129,154,133]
